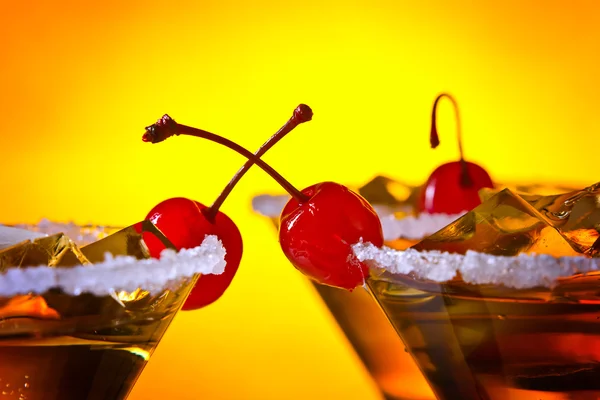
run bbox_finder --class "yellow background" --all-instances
[1,1,599,399]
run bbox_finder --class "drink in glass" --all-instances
[0,221,225,400]
[252,178,450,400]
[356,184,600,399]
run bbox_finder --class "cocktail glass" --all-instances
[252,177,451,400]
[253,177,583,400]
[0,221,224,400]
[356,183,600,400]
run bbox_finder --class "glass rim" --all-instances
[251,181,584,218]
[0,223,226,297]
[355,242,599,290]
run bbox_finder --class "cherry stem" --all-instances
[142,115,310,214]
[204,104,313,221]
[430,93,473,187]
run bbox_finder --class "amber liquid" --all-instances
[369,273,600,400]
[0,339,147,399]
[265,216,434,400]
[312,283,435,400]
[0,282,194,399]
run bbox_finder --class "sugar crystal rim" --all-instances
[353,242,600,289]
[251,194,290,218]
[379,212,465,241]
[251,194,463,240]
[0,235,227,297]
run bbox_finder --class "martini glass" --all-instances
[356,183,600,400]
[253,177,583,400]
[252,178,456,400]
[0,221,225,400]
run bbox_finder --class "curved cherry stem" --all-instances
[142,115,309,217]
[205,104,313,221]
[430,93,473,187]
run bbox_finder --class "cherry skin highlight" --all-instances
[143,198,243,310]
[279,182,384,290]
[418,93,493,214]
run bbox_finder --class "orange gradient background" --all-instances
[1,1,599,399]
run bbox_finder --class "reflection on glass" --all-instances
[0,222,202,400]
[366,184,600,400]
[253,177,583,400]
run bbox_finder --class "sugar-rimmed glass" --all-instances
[0,221,225,400]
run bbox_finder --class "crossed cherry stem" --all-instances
[204,104,313,220]
[143,105,383,291]
[141,105,315,310]
[143,105,313,215]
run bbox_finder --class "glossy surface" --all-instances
[145,198,243,310]
[418,161,494,214]
[279,182,383,290]
[0,224,197,400]
[369,272,600,400]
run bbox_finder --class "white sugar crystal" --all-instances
[251,194,405,219]
[251,194,291,217]
[380,212,465,241]
[0,235,227,297]
[353,242,600,289]
[252,194,464,241]
[12,219,118,246]
[0,225,47,250]
[0,266,57,295]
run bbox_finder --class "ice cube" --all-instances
[13,219,119,246]
[88,221,169,260]
[75,221,177,306]
[0,233,91,271]
[479,182,582,203]
[477,183,600,256]
[353,184,600,288]
[412,189,581,257]
[358,175,420,212]
[532,182,600,255]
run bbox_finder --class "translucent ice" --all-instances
[411,189,583,257]
[0,233,91,271]
[357,175,420,213]
[530,182,600,256]
[353,184,600,288]
[0,235,226,297]
[13,219,120,246]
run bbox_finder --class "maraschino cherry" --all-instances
[417,93,493,214]
[278,182,383,290]
[144,109,383,291]
[144,198,242,311]
[143,105,312,310]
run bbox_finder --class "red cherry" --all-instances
[418,93,494,214]
[279,182,384,290]
[143,198,243,310]
[142,106,312,309]
[144,107,382,291]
